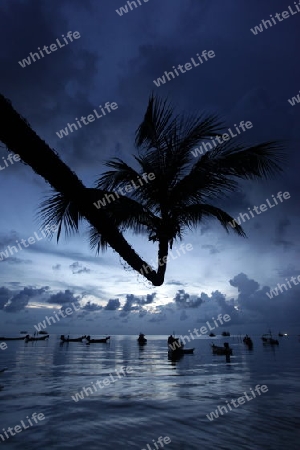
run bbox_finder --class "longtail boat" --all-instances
[0,336,26,341]
[25,334,49,342]
[167,335,194,356]
[211,343,232,355]
[60,335,85,342]
[86,336,110,343]
[261,331,279,345]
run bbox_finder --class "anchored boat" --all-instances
[211,343,232,355]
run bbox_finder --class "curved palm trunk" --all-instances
[0,94,165,286]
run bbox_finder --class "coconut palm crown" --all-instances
[37,94,284,284]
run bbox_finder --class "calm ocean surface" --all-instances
[0,334,299,450]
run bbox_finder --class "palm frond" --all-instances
[95,159,141,190]
[135,94,177,151]
[195,141,285,180]
[177,204,246,237]
[170,141,285,206]
[88,195,161,253]
[36,191,84,241]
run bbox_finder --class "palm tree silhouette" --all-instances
[0,94,284,285]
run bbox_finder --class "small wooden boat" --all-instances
[86,336,110,343]
[261,331,279,345]
[211,343,232,355]
[25,334,49,342]
[60,335,85,342]
[209,333,216,337]
[168,346,195,356]
[243,335,253,348]
[0,336,26,341]
[0,367,8,373]
[222,331,230,336]
[167,335,194,355]
[137,333,147,344]
[38,330,49,335]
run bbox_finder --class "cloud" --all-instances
[229,272,300,325]
[52,264,61,271]
[120,293,156,316]
[47,289,80,305]
[180,310,189,321]
[4,286,48,313]
[69,262,91,274]
[82,301,103,311]
[230,273,259,296]
[148,312,167,323]
[166,280,185,286]
[272,219,293,249]
[174,290,203,308]
[104,298,120,311]
[277,264,300,278]
[4,257,32,265]
[0,287,11,310]
[201,244,220,254]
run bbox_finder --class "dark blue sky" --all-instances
[0,0,299,334]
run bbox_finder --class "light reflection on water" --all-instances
[0,335,299,449]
